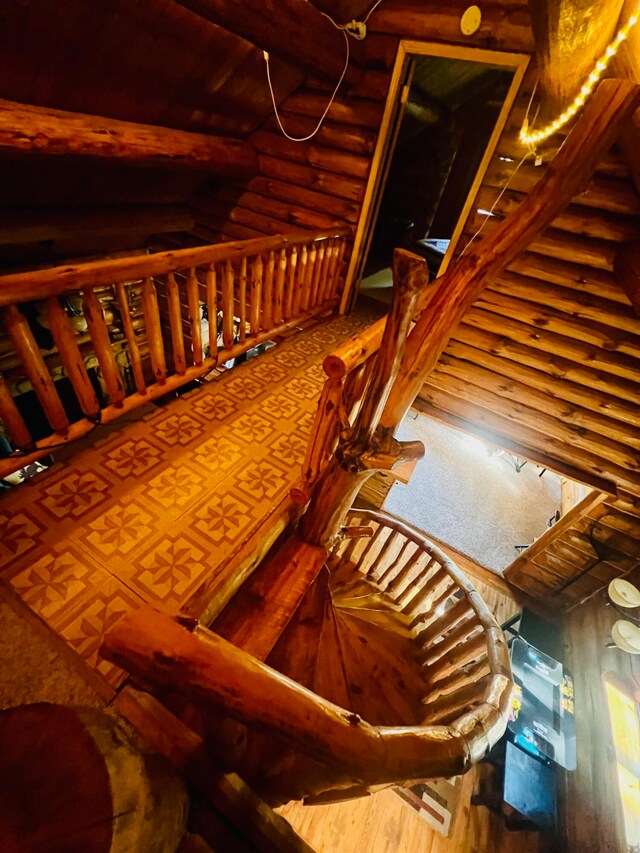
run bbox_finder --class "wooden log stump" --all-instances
[0,703,188,853]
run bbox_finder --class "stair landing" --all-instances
[0,307,379,688]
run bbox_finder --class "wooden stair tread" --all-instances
[311,597,354,712]
[335,609,426,685]
[332,603,415,638]
[266,567,330,690]
[333,612,423,726]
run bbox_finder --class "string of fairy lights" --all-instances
[520,2,640,148]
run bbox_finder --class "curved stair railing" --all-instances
[336,508,512,730]
[0,228,349,477]
[101,513,512,799]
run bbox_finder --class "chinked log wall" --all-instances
[190,0,534,264]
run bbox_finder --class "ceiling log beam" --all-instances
[529,0,625,113]
[172,0,357,82]
[0,99,258,177]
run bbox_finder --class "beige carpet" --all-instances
[384,413,562,573]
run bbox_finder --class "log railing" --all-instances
[101,511,511,798]
[0,228,349,477]
[292,326,380,504]
[336,508,512,728]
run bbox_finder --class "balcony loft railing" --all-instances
[0,228,349,478]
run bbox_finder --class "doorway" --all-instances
[342,42,528,309]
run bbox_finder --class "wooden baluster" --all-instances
[400,562,445,614]
[206,265,218,361]
[408,570,455,623]
[415,597,474,648]
[423,618,481,669]
[386,547,428,599]
[366,530,400,580]
[238,257,247,344]
[426,630,488,686]
[165,272,186,375]
[46,296,101,415]
[412,578,458,631]
[330,238,347,297]
[300,376,343,490]
[321,239,338,304]
[0,370,32,448]
[292,245,306,317]
[274,248,286,325]
[249,255,263,337]
[141,276,167,384]
[341,520,377,564]
[422,676,491,725]
[309,242,324,308]
[113,283,146,394]
[3,304,69,433]
[317,239,333,305]
[222,260,235,349]
[81,289,126,406]
[355,524,387,575]
[303,244,316,313]
[263,250,275,330]
[283,247,296,321]
[186,267,203,366]
[376,537,415,589]
[421,656,490,705]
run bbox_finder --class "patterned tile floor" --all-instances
[0,308,378,687]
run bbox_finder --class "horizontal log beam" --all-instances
[427,366,640,472]
[0,99,257,176]
[0,205,195,246]
[173,0,354,82]
[414,387,624,492]
[461,307,640,390]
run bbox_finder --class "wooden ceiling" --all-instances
[0,0,303,138]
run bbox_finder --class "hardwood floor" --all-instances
[278,776,549,853]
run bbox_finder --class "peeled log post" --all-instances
[2,304,69,433]
[299,250,427,547]
[46,296,102,415]
[0,371,31,448]
[0,98,257,176]
[378,79,640,436]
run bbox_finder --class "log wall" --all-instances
[191,0,535,271]
[414,68,640,605]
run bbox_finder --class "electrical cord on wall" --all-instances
[263,0,384,142]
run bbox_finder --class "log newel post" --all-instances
[298,249,429,548]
